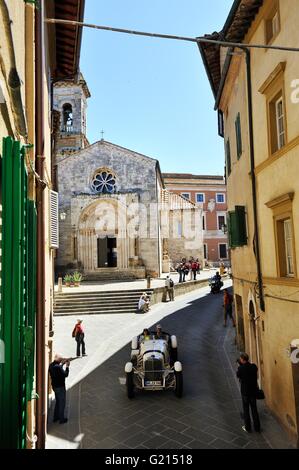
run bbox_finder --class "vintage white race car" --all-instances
[124,333,183,398]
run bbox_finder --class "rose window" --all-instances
[92,170,116,194]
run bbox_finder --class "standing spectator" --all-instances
[223,289,236,327]
[176,262,183,283]
[165,275,175,301]
[49,354,70,424]
[191,259,198,280]
[237,353,261,433]
[183,261,189,282]
[72,319,87,357]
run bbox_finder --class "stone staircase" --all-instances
[54,288,154,316]
[82,267,146,282]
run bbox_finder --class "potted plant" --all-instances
[64,274,72,287]
[73,271,82,287]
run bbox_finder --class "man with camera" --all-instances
[237,353,261,433]
[49,353,70,424]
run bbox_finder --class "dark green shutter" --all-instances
[235,205,247,245]
[235,113,242,159]
[0,137,36,449]
[228,206,247,248]
[226,139,231,177]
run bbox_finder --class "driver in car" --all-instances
[154,324,170,340]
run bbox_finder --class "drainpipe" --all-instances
[242,47,265,312]
[35,0,46,449]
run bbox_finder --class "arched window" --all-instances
[92,169,117,194]
[62,103,73,132]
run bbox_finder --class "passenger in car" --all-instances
[139,328,151,342]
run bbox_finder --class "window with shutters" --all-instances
[235,113,242,159]
[259,62,287,156]
[265,1,280,45]
[50,190,59,249]
[227,206,247,248]
[218,110,224,137]
[266,193,297,278]
[226,139,231,177]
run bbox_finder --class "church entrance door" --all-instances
[97,236,117,268]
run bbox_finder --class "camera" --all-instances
[236,358,241,365]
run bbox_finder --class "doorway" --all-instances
[97,236,117,267]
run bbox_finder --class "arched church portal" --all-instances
[77,199,136,272]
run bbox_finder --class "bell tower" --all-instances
[53,73,91,156]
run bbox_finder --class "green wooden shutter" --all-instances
[226,139,231,176]
[0,137,36,449]
[235,113,242,159]
[235,205,247,246]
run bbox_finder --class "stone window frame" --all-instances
[264,0,281,46]
[259,62,287,157]
[91,167,117,194]
[266,192,297,279]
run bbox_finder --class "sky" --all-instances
[80,0,233,175]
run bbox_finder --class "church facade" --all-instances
[53,76,203,279]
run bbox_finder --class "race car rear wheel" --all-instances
[174,371,183,398]
[126,370,135,399]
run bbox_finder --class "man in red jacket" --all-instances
[72,319,87,357]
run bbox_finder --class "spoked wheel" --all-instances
[174,371,183,398]
[126,370,135,399]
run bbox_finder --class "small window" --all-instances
[62,103,73,132]
[218,110,224,138]
[284,220,294,276]
[219,244,227,259]
[202,214,206,231]
[269,92,286,154]
[216,193,225,204]
[196,193,205,203]
[276,217,295,277]
[275,96,286,150]
[181,193,190,200]
[204,244,208,259]
[265,3,280,44]
[226,139,231,177]
[218,215,226,231]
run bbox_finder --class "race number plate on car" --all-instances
[145,381,161,385]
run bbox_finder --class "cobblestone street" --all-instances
[47,283,294,449]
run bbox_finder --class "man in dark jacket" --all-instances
[237,353,261,433]
[49,354,70,424]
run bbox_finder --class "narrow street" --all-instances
[47,283,293,450]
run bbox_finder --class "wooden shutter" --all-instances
[50,190,59,249]
[235,205,247,246]
[226,139,231,176]
[235,113,242,159]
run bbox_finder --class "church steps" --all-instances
[54,289,153,316]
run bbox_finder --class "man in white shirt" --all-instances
[138,293,149,313]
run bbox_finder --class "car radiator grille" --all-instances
[144,357,163,382]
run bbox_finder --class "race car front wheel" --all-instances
[126,370,135,399]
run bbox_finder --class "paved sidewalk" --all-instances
[47,281,294,450]
[54,269,219,293]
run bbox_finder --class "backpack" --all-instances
[169,279,174,288]
[72,326,77,338]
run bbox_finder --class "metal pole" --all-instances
[243,47,265,312]
[35,0,46,448]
